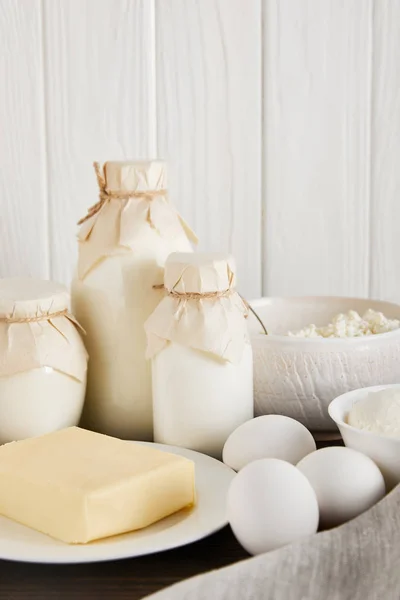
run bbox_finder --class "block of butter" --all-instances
[0,427,195,544]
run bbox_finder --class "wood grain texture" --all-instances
[5,0,400,303]
[370,0,400,302]
[0,528,248,599]
[43,0,156,284]
[155,0,262,299]
[263,0,372,297]
[0,0,48,278]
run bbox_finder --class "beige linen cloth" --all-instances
[144,484,400,600]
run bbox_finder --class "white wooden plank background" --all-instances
[263,0,372,298]
[43,0,156,284]
[0,0,399,303]
[370,0,400,302]
[156,0,262,298]
[0,0,48,278]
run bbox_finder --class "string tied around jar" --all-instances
[77,162,168,226]
[0,309,86,334]
[0,309,69,324]
[153,284,268,335]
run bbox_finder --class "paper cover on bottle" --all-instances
[144,253,249,364]
[77,161,198,279]
[0,279,87,382]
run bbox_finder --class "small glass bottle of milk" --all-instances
[145,252,254,459]
[0,278,87,444]
[71,161,197,441]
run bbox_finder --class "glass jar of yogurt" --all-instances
[0,278,87,444]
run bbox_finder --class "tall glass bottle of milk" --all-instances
[71,161,197,441]
[145,252,254,459]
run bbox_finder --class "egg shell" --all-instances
[297,446,386,529]
[227,458,319,555]
[222,415,316,471]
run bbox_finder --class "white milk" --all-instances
[152,343,254,458]
[0,368,85,444]
[0,278,87,444]
[72,161,196,440]
[145,252,254,459]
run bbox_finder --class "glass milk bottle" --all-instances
[71,161,196,441]
[145,253,254,459]
[0,278,87,444]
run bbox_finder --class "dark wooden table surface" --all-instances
[0,526,248,600]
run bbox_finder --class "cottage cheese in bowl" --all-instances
[249,297,400,433]
[289,309,400,338]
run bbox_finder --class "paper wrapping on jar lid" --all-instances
[0,279,88,382]
[144,253,249,364]
[77,161,198,279]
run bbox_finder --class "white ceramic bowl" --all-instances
[328,384,400,490]
[248,297,400,432]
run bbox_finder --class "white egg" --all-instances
[227,458,319,555]
[222,415,316,471]
[297,446,386,529]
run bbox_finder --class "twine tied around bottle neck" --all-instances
[153,284,268,333]
[0,309,69,324]
[153,284,234,301]
[77,162,168,226]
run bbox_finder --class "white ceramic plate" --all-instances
[0,442,235,564]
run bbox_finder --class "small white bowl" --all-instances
[328,384,400,490]
[249,297,400,432]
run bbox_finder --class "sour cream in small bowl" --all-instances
[329,384,400,490]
